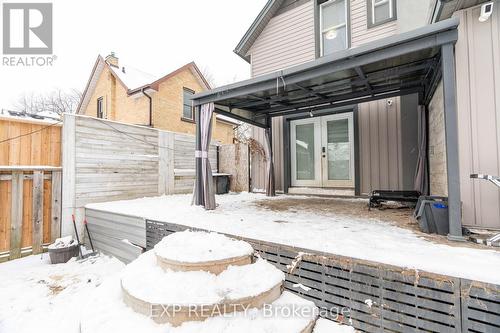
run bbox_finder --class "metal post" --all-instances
[266,116,276,196]
[441,43,465,241]
[195,105,204,206]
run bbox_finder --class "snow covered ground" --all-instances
[86,192,500,285]
[0,251,354,332]
[0,253,124,333]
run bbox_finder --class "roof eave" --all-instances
[192,17,460,105]
[233,0,282,64]
[233,49,251,63]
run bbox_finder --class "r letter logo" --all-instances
[3,3,53,54]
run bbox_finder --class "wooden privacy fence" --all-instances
[0,115,61,166]
[0,115,62,261]
[0,166,62,261]
[146,220,500,333]
[62,114,218,237]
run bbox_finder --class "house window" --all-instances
[320,0,348,56]
[97,97,104,119]
[367,0,396,28]
[182,88,195,121]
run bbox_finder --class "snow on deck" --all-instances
[86,193,500,285]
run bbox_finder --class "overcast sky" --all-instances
[0,0,267,109]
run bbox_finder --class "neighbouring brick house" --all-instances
[77,53,236,144]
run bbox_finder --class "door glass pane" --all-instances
[295,123,316,180]
[322,0,346,28]
[326,119,350,180]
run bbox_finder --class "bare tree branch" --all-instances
[200,66,218,88]
[14,89,82,115]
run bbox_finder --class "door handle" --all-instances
[322,147,326,158]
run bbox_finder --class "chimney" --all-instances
[105,52,119,67]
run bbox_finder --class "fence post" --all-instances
[159,131,174,195]
[158,131,175,195]
[61,114,76,237]
[32,171,44,254]
[50,170,62,241]
[158,132,174,195]
[9,172,23,260]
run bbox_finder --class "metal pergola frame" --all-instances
[192,17,465,240]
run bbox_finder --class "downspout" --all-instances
[142,88,153,127]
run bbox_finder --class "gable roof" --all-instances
[77,57,210,114]
[234,0,285,63]
[109,65,157,91]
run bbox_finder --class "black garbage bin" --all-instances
[213,173,230,194]
[414,196,449,235]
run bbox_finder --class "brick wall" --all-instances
[82,65,234,144]
[428,81,448,196]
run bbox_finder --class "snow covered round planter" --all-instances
[120,251,284,326]
[48,236,79,264]
[154,231,254,275]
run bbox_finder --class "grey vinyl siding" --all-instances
[247,0,412,194]
[454,6,500,229]
[358,98,404,195]
[248,0,315,77]
[351,0,398,47]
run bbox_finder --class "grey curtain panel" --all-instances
[264,127,276,197]
[193,103,216,210]
[414,105,429,195]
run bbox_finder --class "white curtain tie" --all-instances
[195,150,208,158]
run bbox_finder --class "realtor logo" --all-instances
[2,3,53,54]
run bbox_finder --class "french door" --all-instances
[291,113,354,188]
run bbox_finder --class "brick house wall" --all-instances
[81,63,234,144]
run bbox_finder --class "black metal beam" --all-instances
[213,107,267,128]
[355,66,373,95]
[257,80,425,115]
[294,83,329,100]
[441,43,464,241]
[192,27,458,106]
[423,57,442,105]
[265,86,423,118]
[250,94,290,107]
[222,59,435,111]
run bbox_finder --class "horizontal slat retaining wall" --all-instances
[62,114,218,238]
[461,280,500,332]
[85,208,144,263]
[145,220,500,333]
[74,115,160,207]
[173,132,217,193]
[71,115,218,206]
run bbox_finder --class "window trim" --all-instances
[97,97,104,119]
[367,0,397,29]
[181,87,195,122]
[319,0,350,57]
